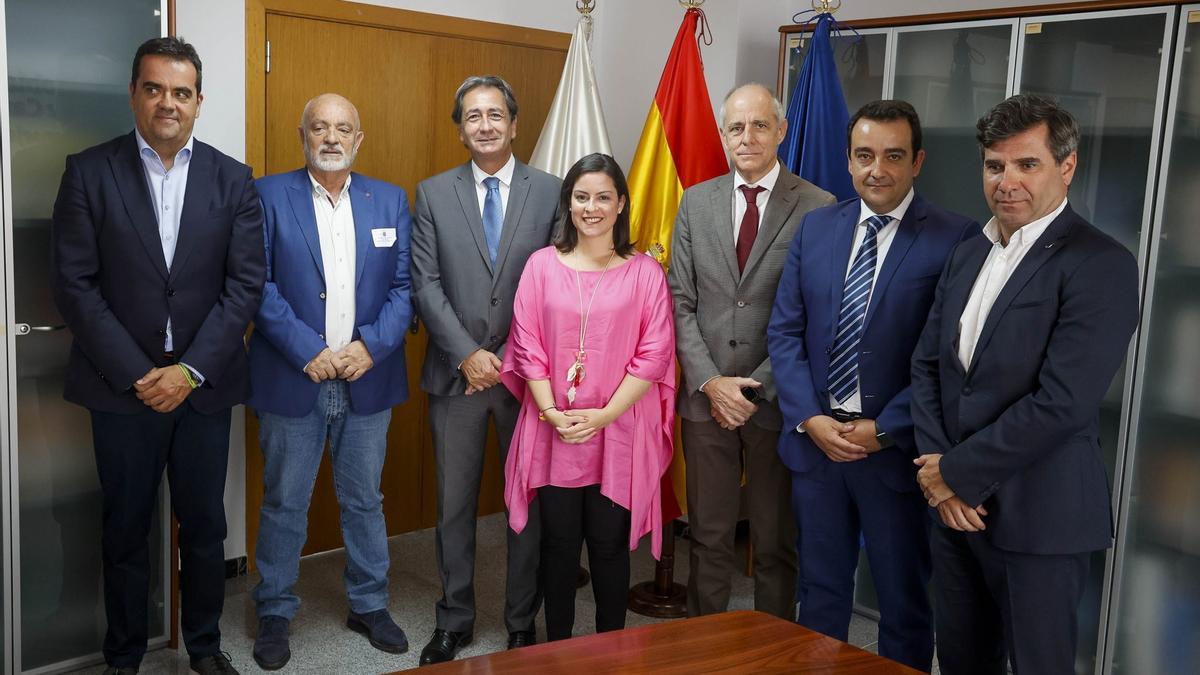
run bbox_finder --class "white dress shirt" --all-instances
[957,198,1068,370]
[697,162,783,394]
[829,188,913,414]
[730,159,781,242]
[310,172,357,352]
[471,153,516,219]
[135,129,192,353]
[795,189,913,432]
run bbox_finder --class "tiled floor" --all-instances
[70,514,896,674]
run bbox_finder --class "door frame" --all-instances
[0,0,14,669]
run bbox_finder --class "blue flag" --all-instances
[779,14,855,201]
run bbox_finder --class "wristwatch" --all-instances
[875,424,894,449]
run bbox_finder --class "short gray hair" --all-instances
[717,83,786,130]
[451,75,518,125]
[976,94,1079,164]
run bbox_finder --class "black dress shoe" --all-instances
[419,628,473,666]
[347,608,409,654]
[507,630,537,649]
[253,615,291,670]
[101,667,139,675]
[190,652,239,675]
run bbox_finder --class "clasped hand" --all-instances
[135,366,192,413]
[802,415,880,462]
[544,408,612,445]
[913,453,988,531]
[304,341,374,383]
[703,376,760,430]
[461,348,502,395]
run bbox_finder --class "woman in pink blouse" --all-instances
[501,153,676,641]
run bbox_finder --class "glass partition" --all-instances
[5,1,166,670]
[781,29,889,118]
[1110,7,1200,675]
[893,22,1014,222]
[1015,8,1174,674]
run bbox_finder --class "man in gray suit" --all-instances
[411,75,559,665]
[669,83,835,619]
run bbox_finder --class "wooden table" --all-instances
[400,610,922,674]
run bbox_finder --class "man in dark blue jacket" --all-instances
[768,100,977,672]
[53,37,265,675]
[247,93,413,670]
[911,94,1140,674]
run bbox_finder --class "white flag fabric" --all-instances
[528,16,612,178]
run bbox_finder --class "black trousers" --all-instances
[91,404,231,667]
[539,484,631,641]
[930,524,1090,675]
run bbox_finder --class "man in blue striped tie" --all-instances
[767,100,979,672]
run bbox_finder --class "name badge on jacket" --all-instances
[371,228,396,248]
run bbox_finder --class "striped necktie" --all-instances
[827,215,891,405]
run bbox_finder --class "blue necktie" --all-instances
[482,176,503,264]
[827,215,890,405]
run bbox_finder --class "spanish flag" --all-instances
[628,7,727,519]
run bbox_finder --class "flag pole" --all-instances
[626,0,712,619]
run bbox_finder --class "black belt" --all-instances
[830,409,861,423]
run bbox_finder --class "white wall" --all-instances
[176,0,1068,560]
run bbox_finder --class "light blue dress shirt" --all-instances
[134,129,203,382]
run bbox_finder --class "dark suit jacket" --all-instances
[411,160,559,397]
[768,194,978,492]
[248,169,413,417]
[910,204,1140,554]
[669,167,835,431]
[52,132,266,414]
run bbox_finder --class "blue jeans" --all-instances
[253,380,392,619]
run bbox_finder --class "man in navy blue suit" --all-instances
[53,38,265,675]
[247,93,413,669]
[768,100,978,672]
[911,95,1139,674]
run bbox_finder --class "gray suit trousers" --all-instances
[683,417,797,620]
[429,386,541,633]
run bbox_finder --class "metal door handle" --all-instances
[14,323,67,335]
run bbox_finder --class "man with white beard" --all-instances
[246,93,414,669]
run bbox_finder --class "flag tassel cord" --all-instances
[792,2,860,50]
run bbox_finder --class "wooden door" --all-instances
[244,0,568,562]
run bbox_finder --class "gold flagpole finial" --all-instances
[576,0,595,15]
[678,0,705,8]
[812,0,842,13]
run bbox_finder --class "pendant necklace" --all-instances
[566,248,617,404]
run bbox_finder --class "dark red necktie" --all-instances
[737,184,766,274]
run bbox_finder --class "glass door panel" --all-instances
[5,1,165,670]
[1110,7,1200,675]
[782,29,889,117]
[1015,8,1174,674]
[848,21,1017,619]
[894,22,1015,222]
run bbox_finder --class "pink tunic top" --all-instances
[501,246,676,558]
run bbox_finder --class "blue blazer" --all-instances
[248,169,413,417]
[910,205,1139,554]
[768,194,978,491]
[53,132,266,414]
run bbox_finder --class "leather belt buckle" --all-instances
[831,409,861,423]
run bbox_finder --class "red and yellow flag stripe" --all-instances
[628,8,728,518]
